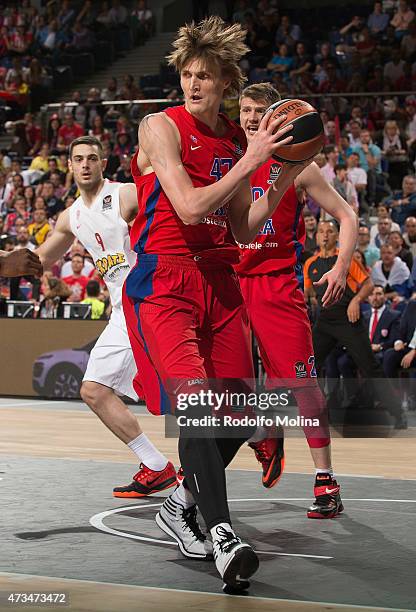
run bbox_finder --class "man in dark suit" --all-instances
[334,285,400,393]
[383,299,416,376]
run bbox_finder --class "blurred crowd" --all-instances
[0,0,416,384]
[0,0,154,115]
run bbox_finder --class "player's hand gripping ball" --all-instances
[266,98,325,163]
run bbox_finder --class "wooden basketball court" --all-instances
[0,398,415,612]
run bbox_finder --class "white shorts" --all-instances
[83,318,138,401]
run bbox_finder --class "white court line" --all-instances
[0,401,74,407]
[0,571,411,612]
[89,501,334,560]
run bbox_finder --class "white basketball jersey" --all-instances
[68,180,136,326]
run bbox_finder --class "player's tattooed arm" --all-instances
[35,208,75,269]
[138,114,169,171]
[137,112,295,226]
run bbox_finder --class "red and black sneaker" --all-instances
[248,433,285,488]
[113,462,177,498]
[307,473,344,519]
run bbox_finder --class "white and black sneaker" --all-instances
[156,497,213,559]
[212,525,259,588]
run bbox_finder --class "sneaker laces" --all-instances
[214,526,241,553]
[133,463,152,482]
[181,505,205,542]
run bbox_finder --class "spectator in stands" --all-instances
[47,114,61,152]
[65,20,95,53]
[113,130,133,157]
[379,120,410,190]
[372,243,411,298]
[336,285,401,388]
[368,1,390,36]
[39,157,65,185]
[390,0,415,40]
[347,152,368,210]
[385,174,416,226]
[333,164,359,211]
[28,207,51,246]
[76,0,97,29]
[39,181,64,218]
[57,0,76,32]
[41,19,60,55]
[60,243,95,278]
[267,44,294,77]
[384,48,406,84]
[275,15,302,49]
[401,20,416,60]
[388,229,413,269]
[119,74,141,100]
[320,145,338,184]
[383,298,416,376]
[0,171,9,217]
[57,113,84,152]
[357,225,380,268]
[27,143,50,183]
[108,0,128,25]
[115,155,133,183]
[15,226,35,252]
[38,275,71,319]
[96,1,112,27]
[347,120,363,148]
[101,77,120,101]
[4,196,31,236]
[353,129,382,205]
[371,216,393,247]
[403,215,416,255]
[302,210,317,260]
[62,253,89,302]
[289,42,312,81]
[81,279,105,319]
[131,0,153,40]
[88,115,111,144]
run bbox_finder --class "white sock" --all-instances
[247,426,269,444]
[315,468,334,478]
[210,522,234,541]
[170,483,195,509]
[127,433,168,471]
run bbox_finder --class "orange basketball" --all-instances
[266,98,325,163]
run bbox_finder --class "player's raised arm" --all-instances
[35,208,75,269]
[295,161,358,306]
[138,111,294,225]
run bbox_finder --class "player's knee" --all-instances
[80,381,111,411]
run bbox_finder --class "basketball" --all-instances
[266,98,325,163]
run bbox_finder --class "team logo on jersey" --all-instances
[267,163,282,184]
[95,252,126,276]
[258,218,275,235]
[190,134,198,143]
[294,361,307,378]
[102,195,112,211]
[232,137,244,158]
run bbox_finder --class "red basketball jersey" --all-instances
[129,105,247,264]
[235,159,305,275]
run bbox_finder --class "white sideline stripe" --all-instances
[89,501,334,560]
[0,571,411,612]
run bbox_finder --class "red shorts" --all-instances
[123,254,254,415]
[239,270,316,387]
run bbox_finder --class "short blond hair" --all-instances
[167,16,248,97]
[240,83,281,106]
